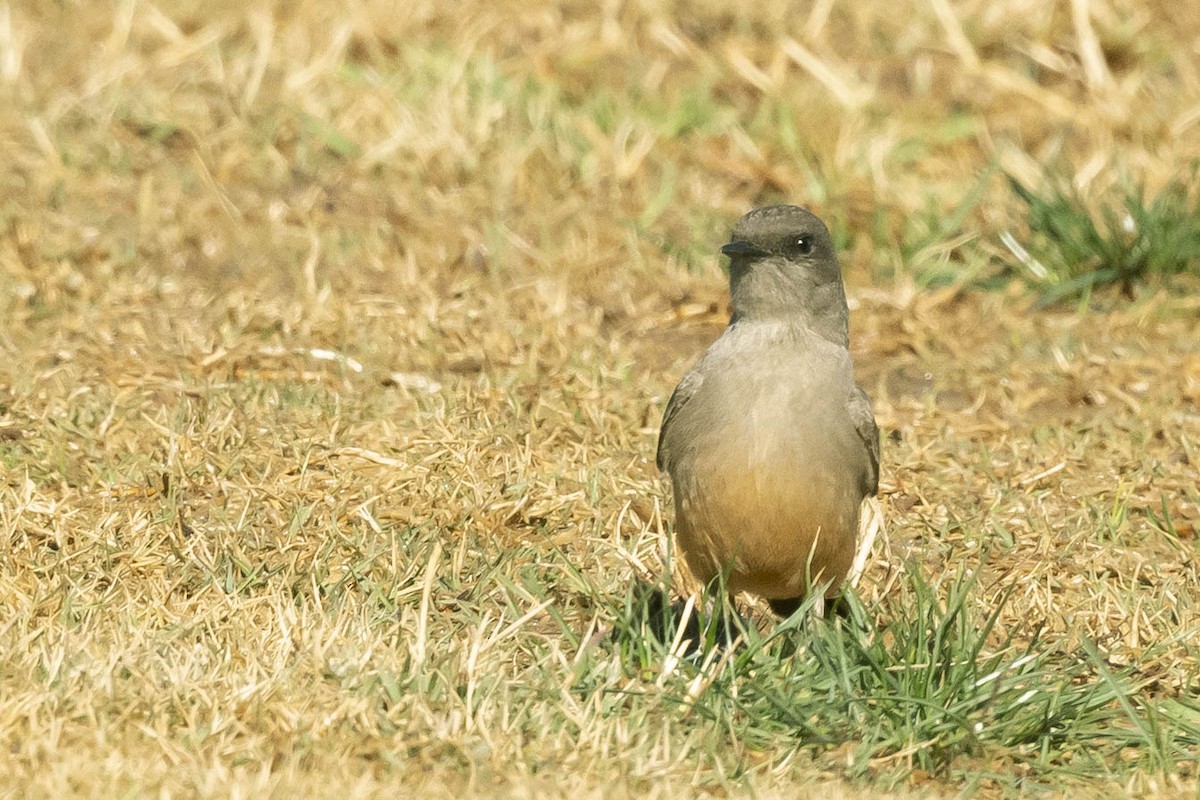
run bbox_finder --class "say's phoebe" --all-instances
[657,205,880,617]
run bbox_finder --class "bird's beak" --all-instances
[721,240,768,257]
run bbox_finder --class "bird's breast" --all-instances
[670,348,866,597]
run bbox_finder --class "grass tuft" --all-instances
[607,563,1190,789]
[1006,165,1200,303]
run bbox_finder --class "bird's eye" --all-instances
[794,236,814,255]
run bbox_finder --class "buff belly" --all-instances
[672,421,863,600]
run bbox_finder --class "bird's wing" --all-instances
[656,367,705,472]
[848,384,880,495]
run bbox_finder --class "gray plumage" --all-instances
[657,205,879,613]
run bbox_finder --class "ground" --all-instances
[1,1,1199,797]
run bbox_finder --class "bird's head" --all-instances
[722,205,848,342]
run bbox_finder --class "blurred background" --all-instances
[4,0,1198,317]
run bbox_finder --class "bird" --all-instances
[656,205,879,618]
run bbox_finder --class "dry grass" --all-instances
[2,1,1200,797]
